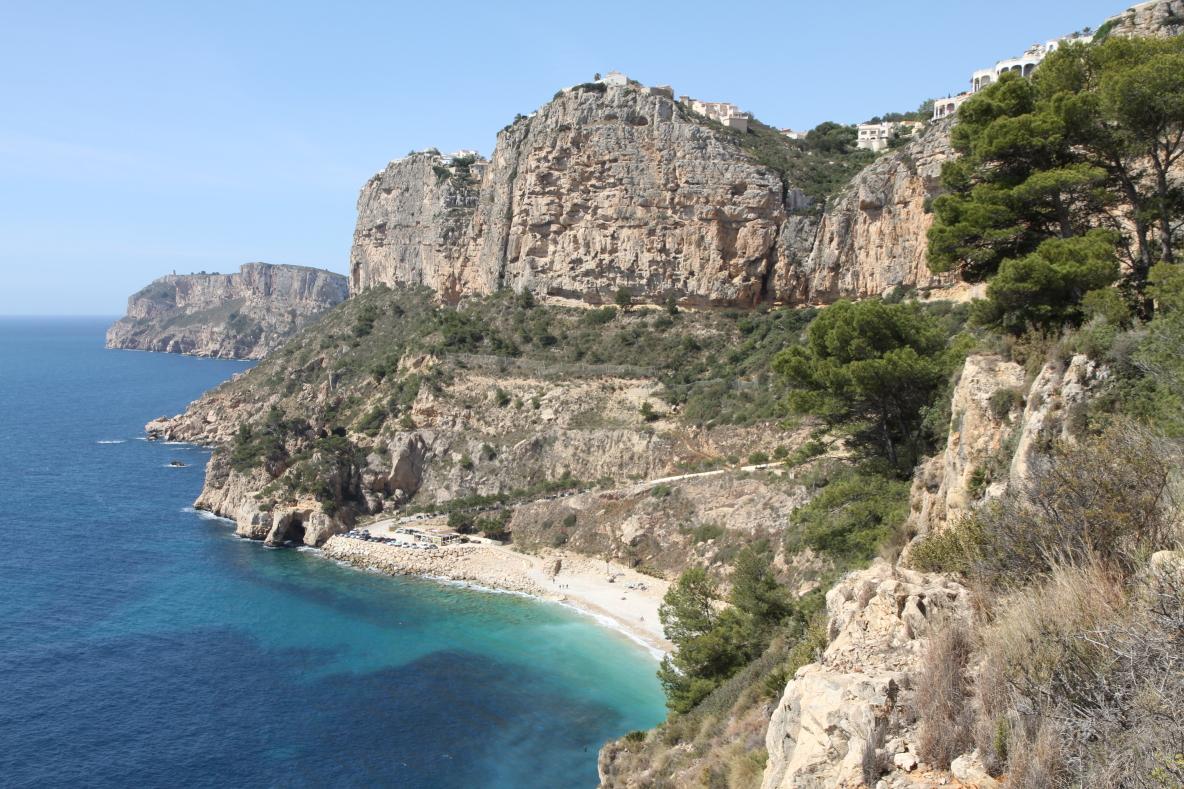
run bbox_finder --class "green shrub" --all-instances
[789,470,910,565]
[988,387,1025,421]
[691,523,725,543]
[356,406,387,436]
[582,306,617,325]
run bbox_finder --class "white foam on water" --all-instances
[552,599,667,659]
[181,506,234,524]
[96,439,126,444]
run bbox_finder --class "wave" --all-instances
[96,439,126,444]
[425,575,540,601]
[552,599,667,660]
[181,506,234,524]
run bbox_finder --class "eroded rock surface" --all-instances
[908,355,1026,539]
[1105,0,1184,38]
[107,263,347,359]
[762,560,971,789]
[776,119,958,303]
[350,83,955,308]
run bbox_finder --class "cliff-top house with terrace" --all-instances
[931,31,1093,120]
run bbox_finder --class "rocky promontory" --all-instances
[106,263,348,359]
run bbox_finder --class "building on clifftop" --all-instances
[599,70,629,87]
[856,120,924,152]
[678,96,751,132]
[931,31,1093,120]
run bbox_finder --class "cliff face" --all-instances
[1105,0,1184,38]
[776,119,958,303]
[106,263,348,359]
[350,154,481,301]
[758,351,1112,789]
[907,355,1025,540]
[350,83,953,307]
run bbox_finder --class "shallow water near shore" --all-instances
[0,318,665,788]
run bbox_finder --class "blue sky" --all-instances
[1,0,1122,314]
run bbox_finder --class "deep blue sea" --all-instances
[0,318,665,788]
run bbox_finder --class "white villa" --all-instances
[679,97,751,132]
[856,120,925,152]
[932,32,1092,120]
[780,128,807,140]
[600,70,629,87]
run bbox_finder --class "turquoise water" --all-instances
[0,318,665,788]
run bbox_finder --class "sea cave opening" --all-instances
[284,516,306,546]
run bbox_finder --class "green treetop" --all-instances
[772,299,958,473]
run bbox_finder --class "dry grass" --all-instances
[915,620,975,769]
[1007,718,1065,789]
[983,563,1127,707]
[977,421,1179,583]
[972,650,1013,775]
[911,421,1182,585]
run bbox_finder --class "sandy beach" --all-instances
[321,536,672,654]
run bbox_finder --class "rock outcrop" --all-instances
[776,119,958,303]
[350,82,954,307]
[1104,0,1184,39]
[106,263,348,359]
[908,355,1026,539]
[762,560,971,789]
[1008,354,1108,484]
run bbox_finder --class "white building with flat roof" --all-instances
[600,70,628,87]
[856,120,924,152]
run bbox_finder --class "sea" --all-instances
[0,317,666,788]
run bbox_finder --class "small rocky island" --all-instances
[106,262,348,359]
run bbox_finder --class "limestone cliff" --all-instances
[907,355,1025,540]
[106,263,348,359]
[762,561,971,789]
[776,119,958,303]
[350,153,482,301]
[350,82,953,307]
[1103,0,1184,38]
[907,353,1109,542]
[758,351,1111,789]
